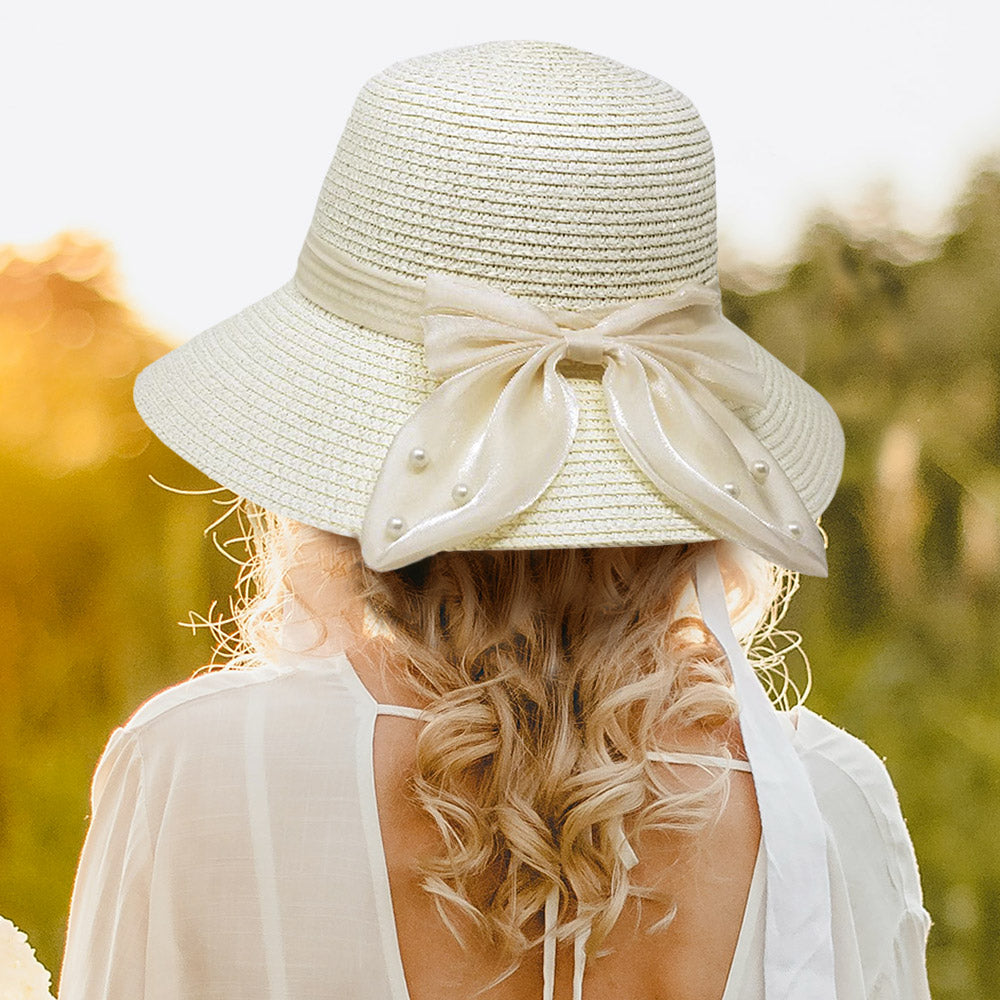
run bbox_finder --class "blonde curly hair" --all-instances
[198,497,804,975]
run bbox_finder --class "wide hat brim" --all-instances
[133,273,844,566]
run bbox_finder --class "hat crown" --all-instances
[307,40,717,308]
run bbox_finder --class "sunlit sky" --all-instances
[3,0,998,341]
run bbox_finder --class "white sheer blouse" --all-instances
[58,645,932,1000]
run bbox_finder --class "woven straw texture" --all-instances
[134,39,844,557]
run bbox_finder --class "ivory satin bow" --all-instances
[359,272,827,575]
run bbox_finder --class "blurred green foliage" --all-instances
[726,168,1000,998]
[1,166,999,997]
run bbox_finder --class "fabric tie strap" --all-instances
[694,546,836,999]
[358,271,827,576]
[541,885,593,1000]
[537,547,836,1000]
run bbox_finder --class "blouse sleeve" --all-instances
[841,741,934,1000]
[870,907,934,1000]
[58,726,151,1000]
[793,707,933,1000]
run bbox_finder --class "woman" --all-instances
[59,40,931,999]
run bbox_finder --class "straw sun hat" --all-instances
[134,39,844,576]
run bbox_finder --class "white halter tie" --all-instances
[539,549,836,1000]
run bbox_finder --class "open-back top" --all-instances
[374,698,763,1000]
[59,643,931,1000]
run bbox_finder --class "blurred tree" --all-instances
[0,235,240,975]
[721,167,1000,998]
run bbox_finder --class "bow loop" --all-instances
[562,327,606,365]
[360,272,827,576]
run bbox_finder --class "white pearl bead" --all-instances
[722,482,740,499]
[451,482,470,505]
[787,522,802,538]
[385,516,406,539]
[751,460,769,482]
[407,447,429,471]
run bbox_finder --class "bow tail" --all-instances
[603,351,829,575]
[360,347,579,571]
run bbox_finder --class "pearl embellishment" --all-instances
[751,460,769,482]
[452,482,471,505]
[787,522,802,538]
[722,482,740,499]
[386,516,406,539]
[408,447,429,471]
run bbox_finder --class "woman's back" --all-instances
[363,641,763,1000]
[58,640,928,1000]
